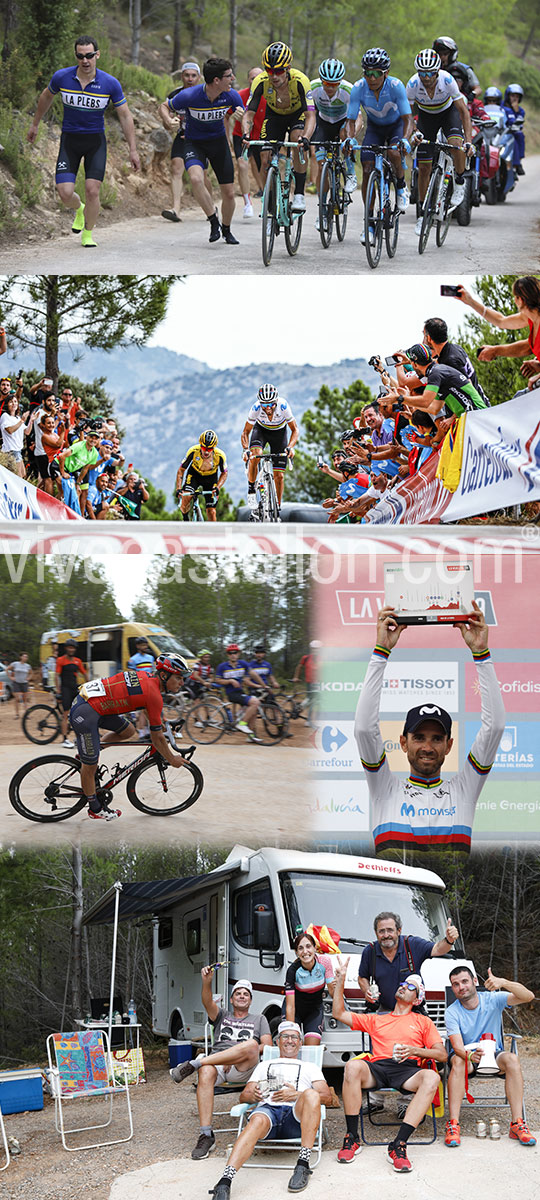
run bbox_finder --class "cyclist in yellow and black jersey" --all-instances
[242,42,316,213]
[176,429,228,522]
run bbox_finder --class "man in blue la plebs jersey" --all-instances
[27,35,140,248]
[345,48,413,247]
[159,57,244,245]
[215,644,265,741]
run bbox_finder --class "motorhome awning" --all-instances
[83,862,243,926]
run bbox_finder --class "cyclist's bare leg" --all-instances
[245,695,260,730]
[361,157,374,203]
[418,159,432,204]
[448,137,466,177]
[100,724,136,748]
[260,148,272,183]
[220,181,236,226]
[180,490,193,517]
[205,503,217,523]
[291,128,306,178]
[274,468,285,505]
[82,178,101,230]
[170,157,184,215]
[187,164,215,217]
[56,181,84,214]
[388,144,404,183]
[247,448,262,486]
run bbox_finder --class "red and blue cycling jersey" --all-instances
[79,668,163,730]
[167,84,244,140]
[48,67,127,133]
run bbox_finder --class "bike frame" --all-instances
[250,139,301,228]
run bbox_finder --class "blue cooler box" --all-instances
[0,1068,44,1114]
[168,1040,193,1069]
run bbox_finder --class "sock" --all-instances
[182,512,189,520]
[298,1147,311,1163]
[222,1165,236,1181]
[293,171,306,194]
[191,1055,203,1070]
[243,193,250,203]
[455,173,464,184]
[208,212,220,227]
[345,1114,359,1140]
[248,483,256,493]
[395,1121,415,1145]
[200,1125,213,1136]
[396,177,405,188]
[221,223,231,233]
[87,795,101,813]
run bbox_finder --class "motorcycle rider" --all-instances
[503,84,525,175]
[432,36,481,97]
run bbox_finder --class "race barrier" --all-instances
[363,392,540,525]
[0,465,82,522]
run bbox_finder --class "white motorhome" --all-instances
[147,845,469,1066]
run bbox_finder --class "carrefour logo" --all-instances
[321,726,348,753]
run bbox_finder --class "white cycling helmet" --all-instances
[258,383,278,404]
[415,48,441,73]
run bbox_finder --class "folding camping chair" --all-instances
[199,1022,249,1136]
[358,1052,440,1146]
[230,1045,326,1169]
[46,1029,134,1151]
[0,1104,9,1171]
[444,987,526,1120]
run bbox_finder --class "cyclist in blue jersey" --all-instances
[215,644,266,740]
[27,35,140,248]
[345,48,413,246]
[248,646,279,691]
[159,57,244,244]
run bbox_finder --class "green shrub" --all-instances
[104,57,173,101]
[498,57,540,105]
[0,105,42,205]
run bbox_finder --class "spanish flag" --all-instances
[436,414,467,493]
[306,924,341,954]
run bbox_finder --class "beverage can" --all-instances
[476,1120,487,1138]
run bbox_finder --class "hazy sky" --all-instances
[148,274,480,369]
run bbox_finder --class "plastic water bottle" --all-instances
[128,998,137,1025]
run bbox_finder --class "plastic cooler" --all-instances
[168,1039,193,1069]
[0,1067,44,1114]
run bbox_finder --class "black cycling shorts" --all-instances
[261,109,306,143]
[416,103,464,160]
[183,134,234,184]
[232,133,262,170]
[69,695,131,764]
[312,114,345,145]
[171,130,186,160]
[249,422,289,470]
[182,467,219,503]
[363,1057,424,1091]
[55,131,107,184]
[60,683,79,714]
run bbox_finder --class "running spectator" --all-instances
[160,61,214,222]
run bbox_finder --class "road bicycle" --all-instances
[22,690,65,744]
[416,137,459,255]
[9,719,203,822]
[247,139,305,267]
[275,685,311,723]
[183,687,288,746]
[246,449,292,522]
[178,484,219,522]
[312,140,353,248]
[361,142,405,269]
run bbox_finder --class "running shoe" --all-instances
[191,1131,216,1159]
[291,194,306,213]
[360,225,375,246]
[450,181,465,208]
[445,1119,461,1147]
[170,1061,195,1083]
[81,229,97,247]
[509,1119,536,1146]
[345,173,358,193]
[243,200,254,218]
[161,209,181,222]
[387,1141,412,1172]
[414,215,424,235]
[337,1133,362,1163]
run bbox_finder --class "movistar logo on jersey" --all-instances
[401,802,415,818]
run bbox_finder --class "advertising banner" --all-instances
[0,466,81,522]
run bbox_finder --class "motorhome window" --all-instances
[280,873,447,948]
[186,917,201,957]
[158,918,173,949]
[90,633,121,662]
[232,878,278,949]
[150,634,195,659]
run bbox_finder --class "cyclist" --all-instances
[214,645,266,740]
[56,640,87,748]
[160,57,244,244]
[242,384,298,513]
[345,48,413,246]
[27,35,140,248]
[432,36,481,98]
[188,648,215,697]
[248,646,279,691]
[403,343,488,416]
[69,654,191,820]
[310,58,356,228]
[176,430,228,522]
[242,42,316,213]
[406,49,472,235]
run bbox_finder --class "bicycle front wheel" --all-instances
[418,167,440,255]
[263,471,280,521]
[127,756,203,815]
[335,165,348,241]
[22,703,62,745]
[252,701,289,745]
[364,171,383,269]
[436,176,452,246]
[262,168,278,266]
[9,754,85,822]
[284,186,303,256]
[318,161,333,248]
[184,698,227,743]
[384,170,400,258]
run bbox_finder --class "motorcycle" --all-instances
[482,104,519,201]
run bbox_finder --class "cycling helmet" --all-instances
[362,47,390,72]
[340,459,360,477]
[415,49,441,73]
[406,342,433,366]
[155,653,189,677]
[331,448,346,459]
[505,83,524,97]
[484,86,502,104]
[199,429,218,448]
[198,647,211,657]
[258,383,278,404]
[253,644,266,653]
[226,643,241,654]
[432,36,458,64]
[319,57,346,82]
[262,42,292,72]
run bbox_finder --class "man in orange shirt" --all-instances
[332,957,446,1172]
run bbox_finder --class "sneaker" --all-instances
[161,209,181,222]
[71,202,85,232]
[451,181,466,208]
[288,1160,313,1192]
[61,739,75,748]
[222,227,239,244]
[445,1120,461,1147]
[337,1133,362,1163]
[209,1181,230,1200]
[509,1119,536,1146]
[208,222,221,243]
[396,185,409,213]
[291,193,306,213]
[7,1136,21,1156]
[170,1060,195,1084]
[81,229,97,247]
[243,201,253,218]
[360,224,375,246]
[387,1141,412,1172]
[415,215,424,235]
[345,172,358,193]
[236,719,250,731]
[87,808,122,821]
[192,1131,216,1160]
[247,493,258,509]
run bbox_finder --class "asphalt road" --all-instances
[3,156,539,273]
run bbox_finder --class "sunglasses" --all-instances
[268,68,286,76]
[364,69,384,78]
[400,981,419,992]
[76,50,97,60]
[419,69,438,78]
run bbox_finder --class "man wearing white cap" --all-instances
[160,61,213,221]
[210,1021,332,1197]
[333,958,446,1172]
[170,969,271,1159]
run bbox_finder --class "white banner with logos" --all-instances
[440,391,540,520]
[0,465,82,522]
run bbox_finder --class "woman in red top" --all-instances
[456,276,540,389]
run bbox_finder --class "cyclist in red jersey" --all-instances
[69,653,190,820]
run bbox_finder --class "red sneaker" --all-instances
[509,1119,536,1146]
[387,1141,412,1172]
[445,1120,461,1147]
[337,1134,362,1163]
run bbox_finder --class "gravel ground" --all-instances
[2,1041,539,1200]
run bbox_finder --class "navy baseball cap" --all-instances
[403,703,452,737]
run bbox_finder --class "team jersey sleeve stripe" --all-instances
[360,752,386,772]
[467,752,493,775]
[373,644,390,660]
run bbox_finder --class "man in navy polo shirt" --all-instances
[27,35,140,247]
[357,910,459,1011]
